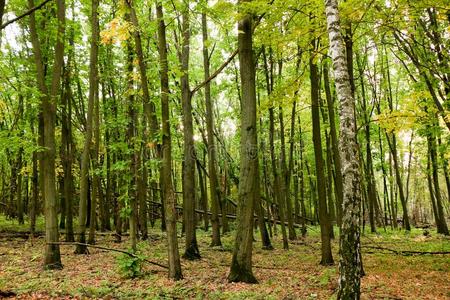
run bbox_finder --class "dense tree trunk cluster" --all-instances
[1,0,449,297]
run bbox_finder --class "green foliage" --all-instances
[116,250,145,279]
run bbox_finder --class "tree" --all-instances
[28,0,66,269]
[324,0,363,297]
[75,0,99,254]
[228,0,258,284]
[202,2,222,248]
[310,37,333,265]
[178,0,200,260]
[156,1,182,280]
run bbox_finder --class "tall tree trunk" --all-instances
[279,104,296,240]
[30,137,38,238]
[298,116,307,237]
[263,47,289,250]
[126,0,161,240]
[324,0,363,297]
[16,95,24,224]
[75,0,98,254]
[196,160,209,231]
[309,40,333,265]
[228,0,258,283]
[179,2,200,260]
[62,57,75,242]
[201,7,222,247]
[427,131,449,235]
[323,62,343,227]
[28,0,65,269]
[386,134,411,231]
[157,2,182,280]
[259,111,274,245]
[437,138,450,203]
[44,0,65,268]
[88,63,100,245]
[356,56,378,233]
[427,153,440,226]
[125,40,138,252]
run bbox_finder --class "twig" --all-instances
[47,242,168,269]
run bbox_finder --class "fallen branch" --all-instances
[363,245,450,256]
[47,242,168,269]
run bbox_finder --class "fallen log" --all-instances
[363,245,450,256]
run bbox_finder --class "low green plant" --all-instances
[116,251,145,278]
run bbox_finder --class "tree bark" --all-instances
[228,0,258,283]
[324,0,363,297]
[179,2,200,260]
[201,7,222,247]
[157,2,182,280]
[309,40,333,265]
[28,0,65,269]
[62,57,75,242]
[75,0,98,254]
[427,130,449,235]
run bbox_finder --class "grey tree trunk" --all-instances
[228,0,257,283]
[324,0,363,297]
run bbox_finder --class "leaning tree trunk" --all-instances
[228,0,258,283]
[157,2,182,280]
[324,0,363,298]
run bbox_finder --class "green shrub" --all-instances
[116,251,144,278]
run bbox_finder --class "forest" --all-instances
[0,0,449,299]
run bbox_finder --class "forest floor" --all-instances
[0,216,449,300]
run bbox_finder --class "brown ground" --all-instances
[0,227,449,299]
